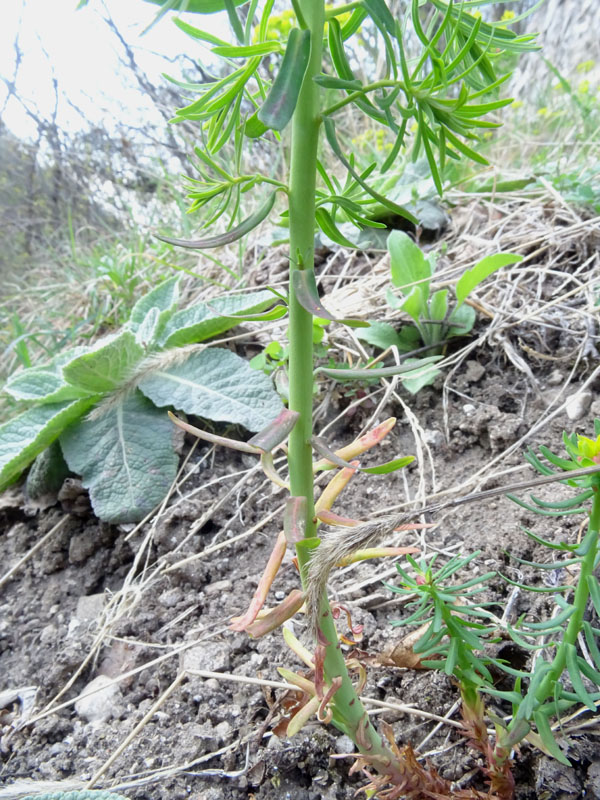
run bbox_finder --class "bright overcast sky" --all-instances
[0,0,227,140]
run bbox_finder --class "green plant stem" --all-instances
[287,0,324,519]
[322,79,405,117]
[287,0,405,774]
[534,487,600,703]
[324,1,361,19]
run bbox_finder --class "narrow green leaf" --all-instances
[172,17,229,46]
[291,270,369,328]
[456,253,523,306]
[327,19,386,124]
[587,575,600,618]
[216,33,279,52]
[565,643,597,711]
[362,456,415,475]
[257,28,311,131]
[0,397,98,492]
[583,622,600,671]
[324,119,417,224]
[313,75,362,91]
[157,190,277,250]
[311,435,414,474]
[522,603,575,631]
[533,711,571,765]
[144,0,248,13]
[316,356,441,380]
[315,208,358,248]
[138,348,284,432]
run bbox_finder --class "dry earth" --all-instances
[1,192,600,800]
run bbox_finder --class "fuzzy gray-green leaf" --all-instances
[138,348,283,432]
[128,276,180,331]
[0,397,98,492]
[158,289,275,348]
[60,391,179,524]
[62,331,145,394]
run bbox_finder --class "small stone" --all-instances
[274,590,285,601]
[39,624,58,644]
[565,390,592,421]
[214,720,232,741]
[464,360,485,384]
[205,579,233,596]
[75,594,105,624]
[422,428,445,448]
[158,588,183,608]
[75,675,121,724]
[335,734,355,754]
[68,531,95,564]
[547,369,564,386]
[181,640,231,673]
[462,403,476,416]
[591,398,600,417]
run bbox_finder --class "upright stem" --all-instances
[286,0,406,773]
[535,486,600,702]
[287,1,322,525]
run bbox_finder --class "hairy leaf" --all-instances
[129,275,180,331]
[0,397,98,492]
[138,348,283,431]
[60,391,179,523]
[158,289,276,348]
[4,360,93,405]
[62,330,145,394]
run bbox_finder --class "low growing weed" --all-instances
[387,422,600,797]
[358,230,523,390]
[0,278,285,522]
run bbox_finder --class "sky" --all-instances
[0,0,228,140]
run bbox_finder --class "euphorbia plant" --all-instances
[142,0,540,790]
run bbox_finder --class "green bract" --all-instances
[0,277,284,522]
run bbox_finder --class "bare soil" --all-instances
[1,196,600,800]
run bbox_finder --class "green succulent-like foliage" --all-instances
[388,420,600,766]
[148,0,539,249]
